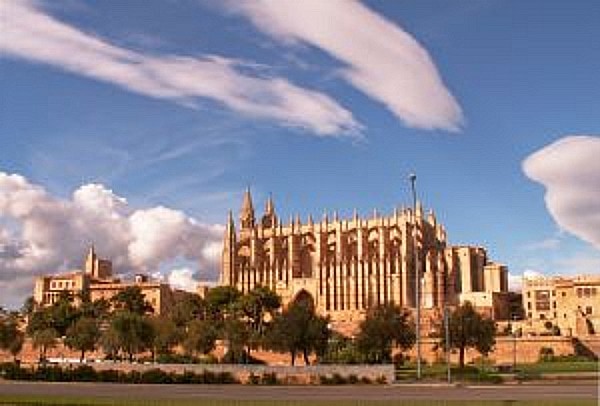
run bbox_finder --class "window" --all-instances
[527,302,532,309]
[528,312,532,318]
[584,288,591,297]
[551,290,555,296]
[540,314,546,320]
[527,292,531,298]
[577,288,583,298]
[586,306,593,315]
[553,312,557,318]
[564,314,567,318]
[593,288,598,296]
[553,301,556,309]
[562,292,566,297]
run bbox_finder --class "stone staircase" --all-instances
[573,336,600,361]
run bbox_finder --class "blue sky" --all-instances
[1,0,599,307]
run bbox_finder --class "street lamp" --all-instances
[409,173,421,380]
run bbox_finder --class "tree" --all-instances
[169,292,206,327]
[442,301,496,368]
[236,286,281,356]
[47,292,79,336]
[182,319,217,357]
[111,286,153,315]
[204,286,242,321]
[64,317,100,362]
[265,299,331,365]
[32,327,58,363]
[148,316,179,360]
[0,312,24,362]
[110,311,154,362]
[221,318,250,364]
[356,304,416,364]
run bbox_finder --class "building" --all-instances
[220,190,510,330]
[33,247,177,314]
[522,274,600,336]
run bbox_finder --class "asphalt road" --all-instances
[0,381,598,402]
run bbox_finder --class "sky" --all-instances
[1,0,599,308]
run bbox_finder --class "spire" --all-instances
[353,208,358,221]
[226,210,235,231]
[265,193,275,215]
[308,214,314,226]
[416,200,424,218]
[294,214,302,228]
[240,187,255,229]
[333,210,339,222]
[261,193,277,228]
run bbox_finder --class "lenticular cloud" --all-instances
[0,171,223,306]
[523,135,600,250]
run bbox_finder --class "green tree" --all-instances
[32,327,58,363]
[204,286,242,321]
[48,292,80,336]
[356,304,415,364]
[182,319,217,357]
[110,311,154,362]
[148,316,179,360]
[236,287,281,356]
[111,286,153,315]
[64,317,100,362]
[265,299,331,365]
[169,292,206,327]
[100,327,121,360]
[221,318,250,363]
[443,301,497,368]
[0,312,25,362]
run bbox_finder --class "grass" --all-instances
[519,361,599,373]
[0,397,596,406]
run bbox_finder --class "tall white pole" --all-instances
[409,173,421,380]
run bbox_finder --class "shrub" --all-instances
[141,368,172,384]
[375,375,387,384]
[515,370,542,382]
[71,365,97,382]
[360,376,372,384]
[331,373,348,384]
[97,369,120,382]
[347,374,359,384]
[247,372,260,385]
[539,347,555,362]
[260,372,278,385]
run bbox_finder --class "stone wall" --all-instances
[405,336,576,364]
[1,336,580,368]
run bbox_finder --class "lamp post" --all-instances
[409,173,421,380]
[444,301,451,383]
[511,314,518,372]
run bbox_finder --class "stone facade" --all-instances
[220,190,509,329]
[522,274,600,336]
[33,247,177,314]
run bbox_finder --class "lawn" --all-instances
[0,397,596,406]
[519,361,599,373]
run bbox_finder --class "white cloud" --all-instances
[523,237,561,251]
[167,267,199,292]
[523,135,600,250]
[228,0,463,131]
[508,269,543,292]
[0,171,223,308]
[0,0,360,137]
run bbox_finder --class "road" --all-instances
[0,381,598,401]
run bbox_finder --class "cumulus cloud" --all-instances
[0,0,360,136]
[167,267,199,292]
[508,270,543,292]
[0,171,223,308]
[228,0,463,131]
[523,135,600,250]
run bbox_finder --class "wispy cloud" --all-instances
[522,237,561,251]
[0,0,361,137]
[523,135,600,250]
[227,0,463,132]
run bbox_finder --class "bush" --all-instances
[347,374,359,384]
[515,370,542,382]
[375,374,387,384]
[247,372,260,385]
[260,372,278,385]
[539,347,555,362]
[97,369,120,382]
[71,365,97,382]
[141,368,172,384]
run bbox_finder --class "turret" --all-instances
[240,187,255,229]
[261,193,277,228]
[221,211,236,285]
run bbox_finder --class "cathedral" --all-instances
[221,189,509,329]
